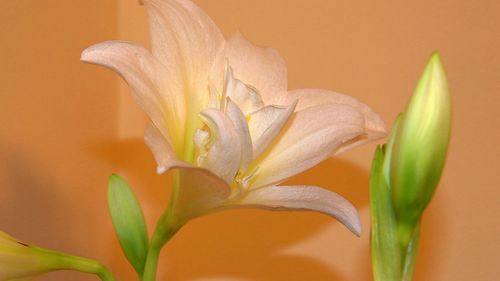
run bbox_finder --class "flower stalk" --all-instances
[142,171,183,281]
[141,221,180,281]
[49,251,116,281]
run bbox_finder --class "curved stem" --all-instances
[141,217,181,281]
[39,248,116,281]
[141,232,163,281]
[142,171,182,281]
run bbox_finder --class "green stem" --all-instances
[141,215,181,281]
[141,235,162,281]
[142,172,182,281]
[39,248,116,281]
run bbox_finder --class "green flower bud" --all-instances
[389,52,451,225]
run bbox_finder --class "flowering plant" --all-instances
[0,1,452,281]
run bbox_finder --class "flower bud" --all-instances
[389,53,451,225]
[0,230,115,280]
[0,230,59,279]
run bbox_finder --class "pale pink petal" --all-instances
[226,99,253,171]
[198,109,241,183]
[207,81,220,109]
[144,123,183,174]
[229,185,361,236]
[144,0,224,88]
[170,164,231,226]
[252,104,365,188]
[247,102,296,159]
[143,0,226,139]
[218,33,288,104]
[224,66,264,115]
[81,41,184,148]
[278,89,386,145]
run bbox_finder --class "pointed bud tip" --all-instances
[421,52,445,80]
[409,51,450,110]
[429,51,441,63]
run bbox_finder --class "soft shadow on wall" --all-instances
[0,1,118,281]
[90,138,373,281]
[163,159,371,281]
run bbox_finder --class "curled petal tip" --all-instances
[80,43,109,63]
[351,215,362,237]
[80,43,107,65]
[157,166,167,175]
[234,185,362,236]
[80,48,90,62]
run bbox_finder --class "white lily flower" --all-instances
[81,0,385,236]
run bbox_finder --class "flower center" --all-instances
[192,64,296,198]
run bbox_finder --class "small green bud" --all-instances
[389,52,451,225]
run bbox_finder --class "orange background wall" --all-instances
[0,1,118,280]
[1,1,499,280]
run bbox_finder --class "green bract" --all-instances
[370,146,401,281]
[108,174,149,276]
